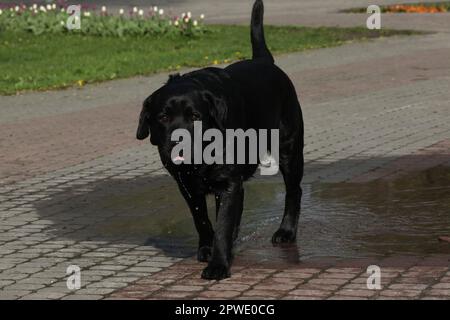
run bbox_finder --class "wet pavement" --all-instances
[68,165,450,265]
[240,166,450,262]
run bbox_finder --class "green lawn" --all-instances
[0,25,420,95]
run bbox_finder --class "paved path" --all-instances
[0,1,449,299]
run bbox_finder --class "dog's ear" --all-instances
[137,95,157,142]
[202,91,228,131]
[136,105,150,141]
[167,73,181,84]
[137,95,162,145]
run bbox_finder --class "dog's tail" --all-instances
[251,0,274,64]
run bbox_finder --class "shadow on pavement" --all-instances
[32,156,450,262]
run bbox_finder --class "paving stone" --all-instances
[424,289,450,297]
[379,289,422,298]
[209,283,250,291]
[288,289,331,298]
[21,292,68,300]
[166,285,204,292]
[62,294,105,300]
[0,290,32,299]
[198,290,241,299]
[335,289,378,298]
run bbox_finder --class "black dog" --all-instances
[137,0,304,280]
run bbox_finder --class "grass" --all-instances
[342,1,450,13]
[0,25,421,95]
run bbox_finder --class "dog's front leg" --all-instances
[202,178,243,280]
[175,178,214,262]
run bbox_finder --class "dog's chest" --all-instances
[181,169,230,195]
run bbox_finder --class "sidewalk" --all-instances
[0,1,449,299]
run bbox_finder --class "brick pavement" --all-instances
[110,257,450,300]
[1,1,450,299]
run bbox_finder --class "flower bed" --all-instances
[342,2,450,13]
[384,3,449,13]
[0,2,206,37]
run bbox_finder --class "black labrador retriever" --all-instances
[137,0,304,280]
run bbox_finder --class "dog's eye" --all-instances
[158,114,169,123]
[191,112,201,121]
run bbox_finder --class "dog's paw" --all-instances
[197,246,212,262]
[272,228,296,244]
[201,263,230,280]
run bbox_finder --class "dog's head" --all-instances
[137,71,232,167]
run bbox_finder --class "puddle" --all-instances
[92,165,450,262]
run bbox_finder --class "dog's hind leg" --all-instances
[272,92,304,244]
[272,140,304,244]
